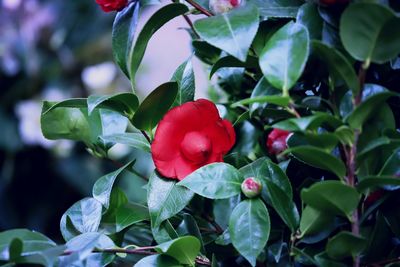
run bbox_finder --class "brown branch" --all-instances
[185,0,214,17]
[141,130,151,143]
[182,14,200,38]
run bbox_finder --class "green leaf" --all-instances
[287,132,339,152]
[346,91,398,130]
[135,255,181,267]
[171,57,195,106]
[357,176,400,193]
[379,147,400,176]
[326,231,366,260]
[247,78,282,115]
[259,21,309,92]
[152,220,180,244]
[239,158,292,203]
[340,3,400,64]
[99,133,150,152]
[129,3,189,83]
[112,2,140,76]
[264,180,299,232]
[229,199,270,267]
[132,82,178,131]
[148,172,194,228]
[92,160,135,208]
[301,181,360,219]
[178,163,243,199]
[299,206,334,238]
[284,146,346,180]
[273,113,342,132]
[87,93,139,118]
[0,229,56,261]
[155,236,201,265]
[116,203,150,232]
[194,4,259,62]
[210,55,259,78]
[247,0,302,18]
[61,198,103,237]
[296,3,322,40]
[312,41,359,96]
[231,95,290,108]
[176,214,205,253]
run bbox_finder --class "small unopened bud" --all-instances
[241,177,262,198]
[209,0,241,14]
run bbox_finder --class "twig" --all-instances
[203,214,224,234]
[141,130,151,143]
[183,14,200,38]
[185,0,214,17]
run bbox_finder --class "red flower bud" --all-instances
[364,190,384,209]
[151,99,236,180]
[241,177,262,198]
[95,0,128,12]
[209,0,241,14]
[266,129,291,156]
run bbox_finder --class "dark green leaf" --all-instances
[247,78,282,115]
[273,113,342,132]
[229,199,270,267]
[284,146,346,180]
[135,254,181,267]
[287,132,339,151]
[264,180,299,232]
[301,181,360,220]
[129,3,189,82]
[247,0,302,18]
[176,214,205,253]
[92,161,135,208]
[357,176,400,193]
[326,231,366,260]
[299,206,334,238]
[210,55,259,78]
[297,3,322,40]
[132,82,178,131]
[312,41,359,95]
[171,57,195,106]
[148,172,194,228]
[116,203,150,232]
[178,163,243,199]
[99,133,150,152]
[379,147,400,176]
[155,236,201,265]
[340,3,400,64]
[231,95,290,108]
[112,2,140,76]
[87,93,139,118]
[259,21,309,92]
[194,4,259,62]
[8,239,22,261]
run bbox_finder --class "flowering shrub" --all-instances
[1,0,400,267]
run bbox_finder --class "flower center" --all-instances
[180,131,212,164]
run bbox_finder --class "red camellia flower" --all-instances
[266,129,291,155]
[95,0,128,12]
[151,99,236,180]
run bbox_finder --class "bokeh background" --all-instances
[0,0,209,242]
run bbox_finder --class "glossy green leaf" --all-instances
[155,236,201,265]
[99,133,150,152]
[312,41,359,95]
[273,113,342,132]
[115,203,150,232]
[210,55,259,78]
[194,4,259,62]
[87,93,139,117]
[247,78,282,115]
[299,206,334,238]
[264,180,299,232]
[92,160,135,208]
[152,220,180,245]
[357,176,400,193]
[178,163,243,199]
[176,214,205,253]
[213,195,241,229]
[301,181,360,219]
[346,91,398,130]
[287,132,339,151]
[191,40,221,65]
[0,229,56,261]
[259,21,309,92]
[19,245,66,266]
[60,198,103,237]
[112,2,140,76]
[132,82,178,131]
[232,95,290,108]
[129,3,189,83]
[229,199,270,267]
[171,57,195,106]
[285,146,346,179]
[135,254,181,267]
[326,231,366,260]
[148,172,194,228]
[297,3,322,40]
[340,3,400,64]
[379,147,400,176]
[247,0,302,18]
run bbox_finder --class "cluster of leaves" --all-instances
[2,0,400,266]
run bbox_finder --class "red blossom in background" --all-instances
[95,0,128,12]
[151,99,235,180]
[266,129,291,155]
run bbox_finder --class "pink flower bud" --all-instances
[209,0,241,14]
[241,177,262,198]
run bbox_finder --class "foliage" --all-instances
[2,0,400,266]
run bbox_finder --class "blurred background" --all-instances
[0,0,209,242]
